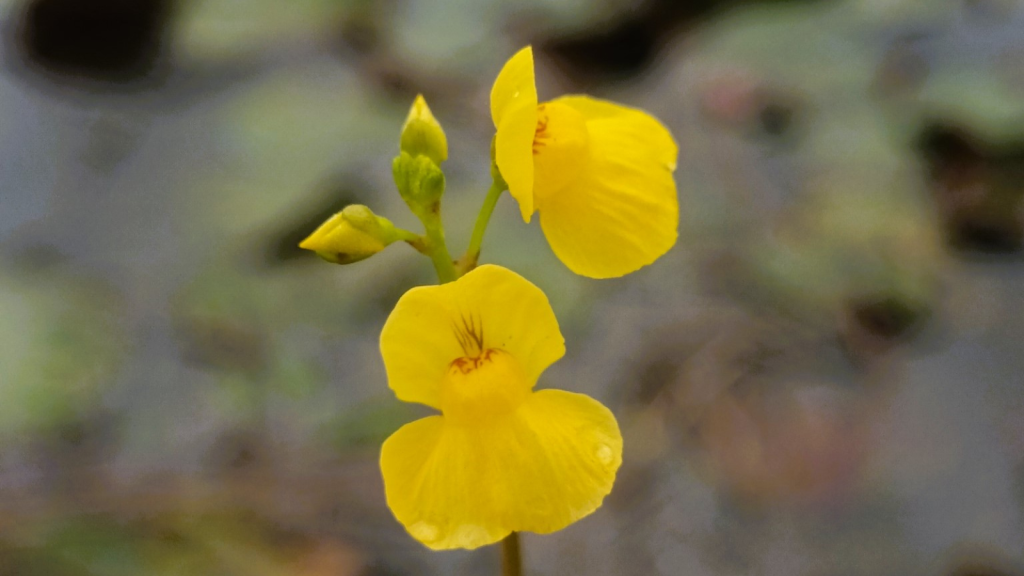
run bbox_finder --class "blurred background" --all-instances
[1,0,1023,574]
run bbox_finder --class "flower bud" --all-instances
[400,95,448,165]
[299,205,399,264]
[393,152,446,219]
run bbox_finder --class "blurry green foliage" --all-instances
[324,395,423,450]
[173,0,353,61]
[0,270,127,441]
[915,68,1024,147]
[678,0,950,333]
[1,512,351,576]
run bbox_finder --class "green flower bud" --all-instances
[393,152,446,219]
[400,95,448,165]
[299,205,399,264]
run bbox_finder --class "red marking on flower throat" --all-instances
[533,105,550,155]
[454,313,485,354]
[450,314,508,374]
[450,349,498,374]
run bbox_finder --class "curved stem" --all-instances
[397,228,430,257]
[457,181,505,276]
[501,532,523,576]
[467,182,505,258]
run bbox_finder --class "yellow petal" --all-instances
[440,348,532,425]
[537,96,679,278]
[378,288,461,409]
[380,390,623,550]
[490,46,539,222]
[490,46,536,128]
[532,101,590,200]
[379,265,564,408]
[555,95,677,170]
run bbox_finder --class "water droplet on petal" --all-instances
[409,521,439,543]
[596,444,614,466]
[454,524,490,546]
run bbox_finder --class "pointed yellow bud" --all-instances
[299,205,399,264]
[400,95,448,165]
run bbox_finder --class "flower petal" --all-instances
[451,265,564,384]
[378,287,461,409]
[380,390,623,550]
[490,46,536,129]
[532,101,591,200]
[490,46,539,221]
[537,96,679,278]
[379,265,564,408]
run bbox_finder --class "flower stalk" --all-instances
[422,213,458,284]
[457,179,505,276]
[501,533,523,576]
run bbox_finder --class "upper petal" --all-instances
[447,265,564,385]
[490,46,537,129]
[379,286,462,409]
[379,265,564,408]
[556,95,677,170]
[380,390,623,550]
[537,96,679,278]
[532,101,591,201]
[490,46,539,221]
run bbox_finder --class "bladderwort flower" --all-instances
[491,46,679,279]
[379,264,623,550]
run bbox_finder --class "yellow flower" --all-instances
[491,46,680,279]
[379,265,623,550]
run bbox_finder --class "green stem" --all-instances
[423,216,457,284]
[396,228,430,257]
[501,532,523,576]
[457,181,505,276]
[393,227,422,243]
